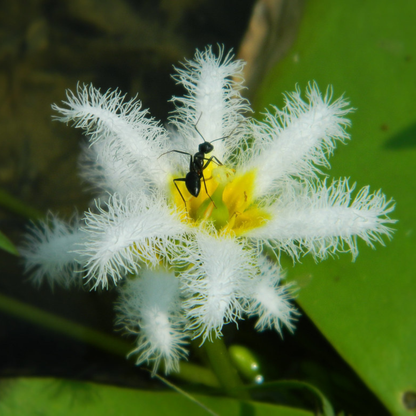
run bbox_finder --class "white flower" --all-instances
[21,46,395,373]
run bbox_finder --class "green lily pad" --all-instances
[255,1,416,415]
[0,378,313,416]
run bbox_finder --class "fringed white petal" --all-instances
[78,140,149,197]
[20,214,84,288]
[80,193,188,289]
[116,271,188,374]
[169,46,251,162]
[179,229,256,343]
[247,258,298,335]
[246,179,396,260]
[240,84,352,199]
[53,84,172,192]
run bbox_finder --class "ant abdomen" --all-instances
[186,171,201,197]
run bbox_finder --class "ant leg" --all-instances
[211,156,223,166]
[173,178,188,211]
[201,171,217,209]
[202,156,223,170]
[159,150,194,174]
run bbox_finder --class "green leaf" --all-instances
[255,1,416,415]
[0,188,42,219]
[0,378,314,416]
[0,230,19,256]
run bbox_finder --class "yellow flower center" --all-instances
[170,163,270,235]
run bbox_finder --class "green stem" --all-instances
[172,362,220,388]
[203,337,250,400]
[0,292,218,387]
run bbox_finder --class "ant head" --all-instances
[199,141,214,154]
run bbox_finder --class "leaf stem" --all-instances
[203,337,250,400]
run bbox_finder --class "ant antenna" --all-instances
[210,136,226,144]
[207,123,242,145]
[194,113,242,146]
[194,113,206,143]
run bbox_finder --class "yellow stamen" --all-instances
[170,164,270,235]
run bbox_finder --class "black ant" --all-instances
[159,118,224,209]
